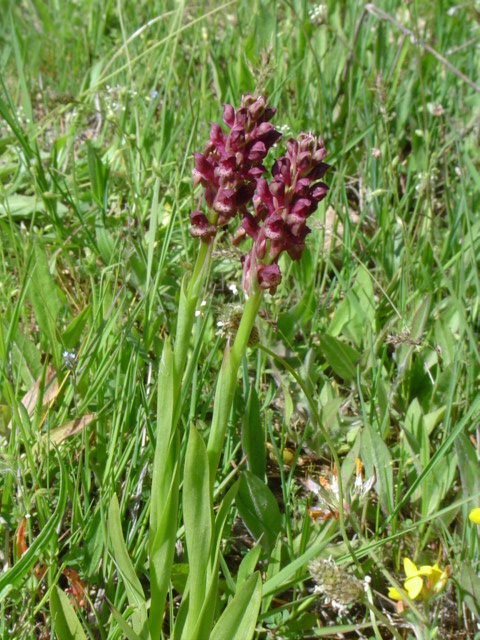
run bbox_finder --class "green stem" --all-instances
[173,240,213,392]
[206,289,264,487]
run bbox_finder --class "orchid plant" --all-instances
[102,95,331,640]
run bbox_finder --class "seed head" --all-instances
[309,557,364,609]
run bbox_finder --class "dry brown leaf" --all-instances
[7,365,63,433]
[37,414,96,450]
[20,364,58,415]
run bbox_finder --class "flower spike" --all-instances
[190,95,282,240]
[240,132,330,295]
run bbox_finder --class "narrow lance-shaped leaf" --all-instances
[360,422,394,514]
[236,471,282,554]
[181,424,213,640]
[27,245,62,365]
[209,572,262,640]
[319,334,361,382]
[108,495,148,639]
[187,481,240,640]
[150,339,175,538]
[242,386,265,480]
[50,586,88,640]
[149,339,179,640]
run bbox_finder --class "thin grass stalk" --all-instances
[257,344,359,571]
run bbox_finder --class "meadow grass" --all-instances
[1,1,480,638]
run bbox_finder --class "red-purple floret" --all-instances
[238,133,330,294]
[190,97,330,296]
[190,95,282,237]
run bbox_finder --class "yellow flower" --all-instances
[387,586,403,600]
[427,562,449,594]
[388,557,449,603]
[469,508,480,524]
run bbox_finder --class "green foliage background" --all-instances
[1,0,480,638]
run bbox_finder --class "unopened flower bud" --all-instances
[248,95,266,121]
[222,103,235,127]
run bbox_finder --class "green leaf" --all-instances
[236,546,262,588]
[170,564,189,595]
[149,340,179,639]
[84,509,104,577]
[242,386,265,480]
[27,245,62,361]
[457,562,480,619]
[182,424,213,638]
[108,495,148,639]
[150,339,175,536]
[320,397,344,432]
[181,481,240,640]
[210,572,262,640]
[184,480,240,640]
[213,481,239,562]
[376,379,390,438]
[455,433,480,511]
[328,265,375,346]
[318,334,360,381]
[423,406,446,436]
[236,471,282,553]
[262,536,283,611]
[423,450,457,517]
[87,141,109,210]
[95,225,115,264]
[397,296,431,375]
[403,398,424,476]
[108,601,144,640]
[1,320,42,388]
[62,306,90,349]
[434,317,456,367]
[0,194,68,218]
[50,586,87,640]
[360,422,393,513]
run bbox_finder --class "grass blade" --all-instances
[0,450,67,600]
